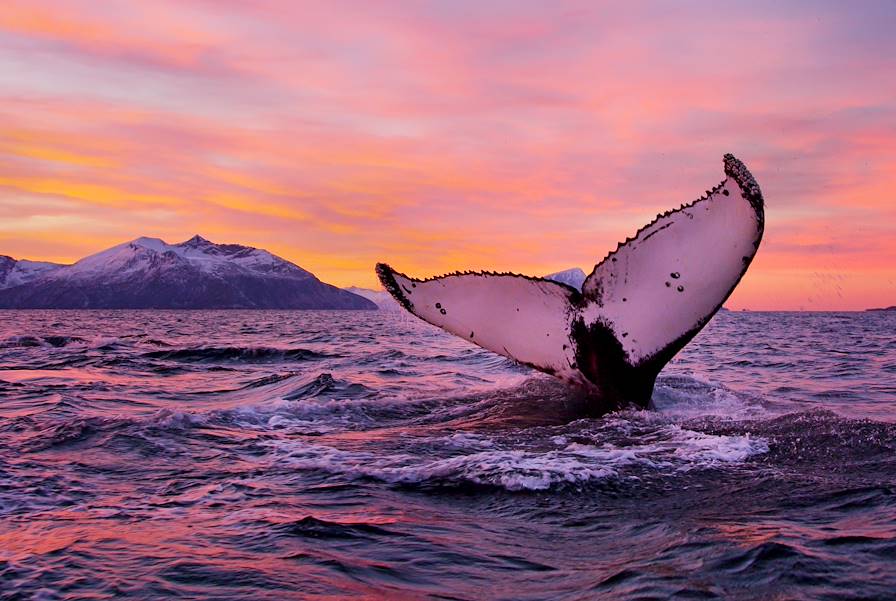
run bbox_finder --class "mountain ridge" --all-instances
[343,286,400,311]
[0,236,376,310]
[0,255,64,290]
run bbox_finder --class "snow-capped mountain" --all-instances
[0,236,376,310]
[343,286,400,311]
[0,256,64,289]
[543,267,586,290]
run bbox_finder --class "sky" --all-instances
[0,1,894,310]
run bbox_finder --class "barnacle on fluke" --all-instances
[377,154,765,413]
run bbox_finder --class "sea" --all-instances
[0,309,894,600]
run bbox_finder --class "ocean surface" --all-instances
[0,309,894,600]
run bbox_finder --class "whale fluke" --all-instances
[377,154,764,411]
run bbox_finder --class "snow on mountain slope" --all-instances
[543,267,586,290]
[58,235,313,281]
[343,286,399,310]
[0,256,65,290]
[0,236,375,310]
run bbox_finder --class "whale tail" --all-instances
[376,154,764,411]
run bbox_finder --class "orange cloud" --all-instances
[0,1,894,309]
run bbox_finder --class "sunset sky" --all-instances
[1,1,894,310]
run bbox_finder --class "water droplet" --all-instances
[677,285,684,292]
[671,272,680,279]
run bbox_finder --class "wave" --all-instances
[725,409,896,466]
[15,408,205,453]
[265,425,769,491]
[282,373,375,400]
[19,415,132,452]
[217,396,424,434]
[142,346,336,363]
[652,373,771,420]
[273,516,398,540]
[0,335,87,348]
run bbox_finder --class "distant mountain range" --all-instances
[0,256,62,289]
[11,246,873,312]
[0,236,375,310]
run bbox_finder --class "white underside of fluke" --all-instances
[581,177,761,365]
[377,154,764,403]
[379,270,581,380]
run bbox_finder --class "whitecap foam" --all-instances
[215,394,436,434]
[268,442,618,491]
[437,432,496,449]
[265,423,768,492]
[652,373,770,420]
[147,408,206,429]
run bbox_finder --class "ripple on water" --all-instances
[0,310,894,600]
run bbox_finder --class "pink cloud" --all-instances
[0,1,894,309]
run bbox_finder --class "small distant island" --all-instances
[866,306,896,312]
[0,236,376,310]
